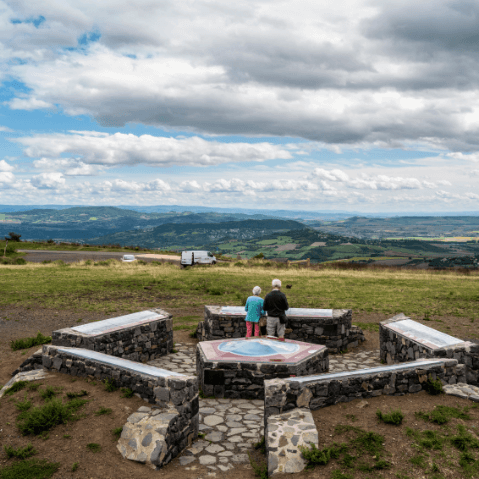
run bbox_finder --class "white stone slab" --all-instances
[71,310,166,336]
[288,359,446,384]
[219,307,332,317]
[55,347,184,378]
[386,319,465,349]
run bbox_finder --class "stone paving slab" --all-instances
[147,343,381,471]
[444,382,479,402]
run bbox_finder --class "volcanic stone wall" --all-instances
[196,344,328,400]
[198,306,364,353]
[52,308,173,362]
[380,313,479,386]
[264,358,465,421]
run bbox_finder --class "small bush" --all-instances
[17,397,88,436]
[10,332,52,351]
[41,260,52,264]
[376,409,404,425]
[112,427,123,439]
[450,425,479,451]
[16,395,33,412]
[15,258,27,265]
[4,443,37,459]
[3,380,29,396]
[71,462,79,472]
[247,452,268,479]
[94,406,112,416]
[299,442,346,467]
[104,379,118,392]
[416,405,470,425]
[66,390,88,399]
[254,436,266,454]
[424,377,443,395]
[0,458,60,479]
[120,388,133,398]
[253,253,264,259]
[39,386,57,401]
[86,443,101,453]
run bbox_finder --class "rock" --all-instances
[179,456,196,466]
[356,400,369,409]
[199,455,217,465]
[204,415,224,427]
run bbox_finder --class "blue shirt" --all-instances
[244,296,265,323]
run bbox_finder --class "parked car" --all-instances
[121,254,136,262]
[181,250,216,266]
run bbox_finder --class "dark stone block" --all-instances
[204,369,225,385]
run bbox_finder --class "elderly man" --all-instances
[263,278,289,339]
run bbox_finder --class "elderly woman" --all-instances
[244,286,264,338]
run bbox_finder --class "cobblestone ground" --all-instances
[148,343,381,471]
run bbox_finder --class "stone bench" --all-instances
[380,313,479,385]
[42,345,199,469]
[52,309,173,363]
[264,358,465,420]
[198,306,364,353]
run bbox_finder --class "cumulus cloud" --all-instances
[15,131,293,167]
[31,172,66,189]
[309,168,432,190]
[0,159,14,172]
[0,126,14,132]
[33,158,105,176]
[2,1,479,149]
[0,171,15,184]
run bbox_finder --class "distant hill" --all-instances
[88,219,306,249]
[0,206,279,242]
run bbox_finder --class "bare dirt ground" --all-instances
[1,305,477,478]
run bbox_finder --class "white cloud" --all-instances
[0,171,15,184]
[15,131,294,167]
[0,126,14,132]
[33,158,104,176]
[3,1,479,150]
[31,172,66,189]
[0,159,14,172]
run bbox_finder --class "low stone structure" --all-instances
[380,313,479,385]
[197,306,364,353]
[0,369,49,399]
[118,405,198,470]
[42,345,198,407]
[264,358,464,420]
[11,348,43,376]
[266,408,318,475]
[52,309,173,363]
[197,337,328,399]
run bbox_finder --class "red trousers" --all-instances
[246,321,260,338]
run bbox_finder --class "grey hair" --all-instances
[272,278,281,288]
[252,286,261,295]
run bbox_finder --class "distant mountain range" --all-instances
[88,218,307,249]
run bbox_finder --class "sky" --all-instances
[1,0,479,213]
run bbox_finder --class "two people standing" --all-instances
[244,279,289,339]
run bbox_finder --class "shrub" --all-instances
[94,406,112,416]
[86,443,101,453]
[253,253,265,259]
[10,332,52,351]
[39,386,57,401]
[4,443,37,459]
[5,232,21,242]
[120,388,133,398]
[104,379,118,392]
[66,390,88,399]
[3,380,29,396]
[112,427,123,439]
[376,409,405,425]
[17,397,88,435]
[424,376,444,395]
[47,239,55,244]
[15,258,27,265]
[71,462,79,472]
[0,458,60,479]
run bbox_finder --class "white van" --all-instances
[181,250,216,266]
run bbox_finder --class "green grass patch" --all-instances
[0,458,60,479]
[86,443,101,453]
[94,406,112,416]
[17,397,88,436]
[120,388,134,398]
[39,386,57,401]
[3,381,29,396]
[3,444,37,459]
[71,462,79,472]
[416,405,471,425]
[65,390,88,399]
[112,427,123,439]
[10,332,51,351]
[406,428,445,450]
[376,409,405,425]
[103,379,118,392]
[353,322,379,332]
